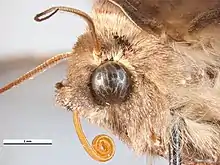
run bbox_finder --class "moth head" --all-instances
[0,5,168,155]
[31,6,136,148]
[44,6,134,116]
[48,6,167,154]
[32,7,131,105]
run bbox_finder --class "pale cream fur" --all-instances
[55,0,220,164]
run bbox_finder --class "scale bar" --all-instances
[3,139,52,146]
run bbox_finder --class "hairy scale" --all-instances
[1,1,220,165]
[31,0,220,164]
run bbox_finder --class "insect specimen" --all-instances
[1,0,220,165]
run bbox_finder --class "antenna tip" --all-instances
[34,14,42,22]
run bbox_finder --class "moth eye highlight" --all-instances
[90,61,132,105]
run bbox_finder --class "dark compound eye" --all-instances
[90,61,132,105]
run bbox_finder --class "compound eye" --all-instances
[90,61,132,105]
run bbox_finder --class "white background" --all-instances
[0,0,168,165]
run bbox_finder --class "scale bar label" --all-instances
[3,139,52,146]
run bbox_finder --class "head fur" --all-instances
[55,0,220,163]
